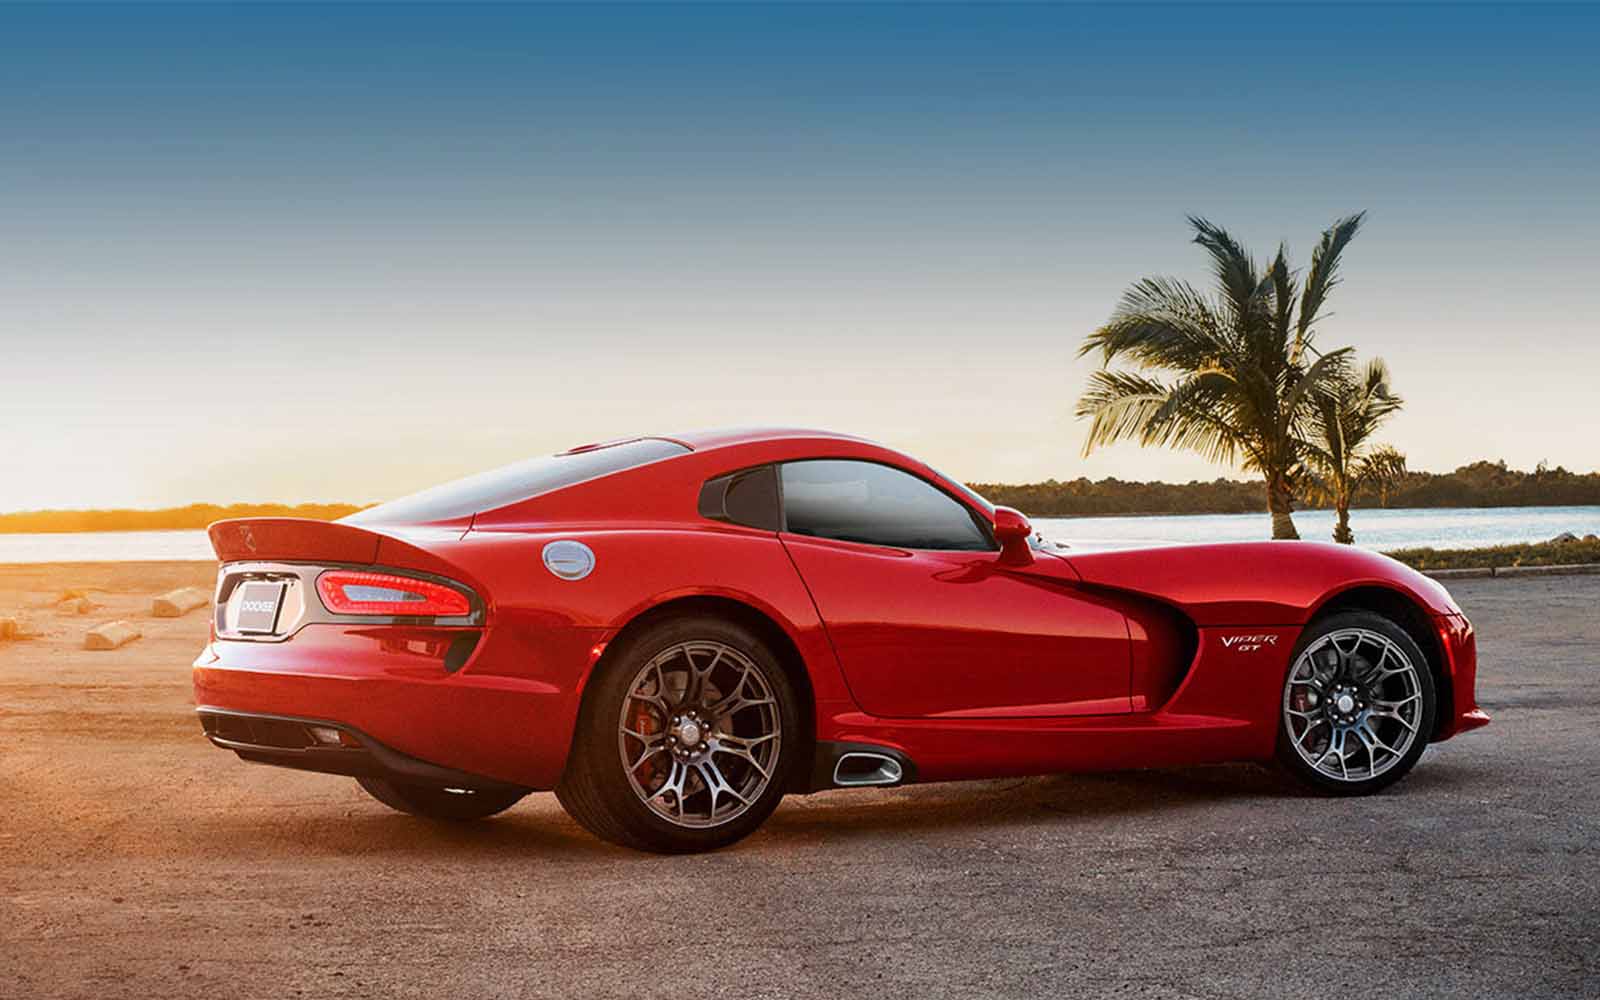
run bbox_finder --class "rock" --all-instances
[152,587,210,618]
[57,596,97,615]
[2,616,40,640]
[1585,534,1599,544]
[1548,532,1580,544]
[85,621,142,650]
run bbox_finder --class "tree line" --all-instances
[0,460,1594,533]
[973,460,1600,518]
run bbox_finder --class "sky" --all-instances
[3,2,1598,511]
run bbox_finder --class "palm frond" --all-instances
[1075,370,1178,455]
[1141,370,1252,466]
[1357,357,1404,424]
[1267,244,1296,357]
[1301,357,1405,494]
[1080,277,1233,369]
[1281,346,1355,430]
[1356,444,1407,490]
[1301,390,1346,472]
[1300,468,1337,507]
[1296,211,1366,346]
[1188,215,1263,327]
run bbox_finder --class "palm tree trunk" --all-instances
[1267,477,1300,540]
[1332,504,1354,544]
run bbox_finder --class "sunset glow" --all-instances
[4,4,1597,512]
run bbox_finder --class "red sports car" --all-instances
[195,428,1489,852]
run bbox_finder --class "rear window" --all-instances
[346,438,689,525]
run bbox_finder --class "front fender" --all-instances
[1062,541,1458,626]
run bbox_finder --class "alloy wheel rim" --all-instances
[1283,627,1424,782]
[617,640,782,829]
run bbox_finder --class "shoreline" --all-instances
[6,493,1600,534]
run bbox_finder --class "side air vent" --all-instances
[697,465,782,531]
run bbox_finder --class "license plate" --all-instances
[235,581,287,634]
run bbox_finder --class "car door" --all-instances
[777,459,1132,719]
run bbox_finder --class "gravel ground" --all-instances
[1,564,1595,999]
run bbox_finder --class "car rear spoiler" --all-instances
[206,518,473,584]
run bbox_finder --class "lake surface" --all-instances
[0,529,219,563]
[1033,504,1600,551]
[0,506,1595,564]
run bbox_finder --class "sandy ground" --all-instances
[1,562,1596,1000]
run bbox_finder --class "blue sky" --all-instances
[3,3,1598,508]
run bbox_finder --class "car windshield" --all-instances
[346,438,689,525]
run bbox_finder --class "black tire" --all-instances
[1276,610,1437,795]
[356,777,526,821]
[556,615,800,853]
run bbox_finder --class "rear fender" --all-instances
[437,524,856,757]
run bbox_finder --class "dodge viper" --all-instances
[195,428,1489,852]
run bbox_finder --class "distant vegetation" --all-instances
[0,503,367,534]
[973,461,1600,518]
[1386,536,1600,572]
[1,460,1597,533]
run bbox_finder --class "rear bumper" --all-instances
[199,707,529,793]
[193,621,605,789]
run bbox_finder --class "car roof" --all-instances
[466,426,992,527]
[657,426,875,451]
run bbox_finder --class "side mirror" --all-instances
[992,506,1033,564]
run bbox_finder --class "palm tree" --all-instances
[1076,213,1366,539]
[1369,446,1409,508]
[1303,359,1406,543]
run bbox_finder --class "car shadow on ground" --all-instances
[157,763,1294,859]
[149,759,1486,862]
[762,763,1298,841]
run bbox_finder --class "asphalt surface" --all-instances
[2,568,1596,999]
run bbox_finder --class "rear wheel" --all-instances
[356,777,526,821]
[1276,610,1436,794]
[557,615,799,853]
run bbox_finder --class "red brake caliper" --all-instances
[630,702,663,785]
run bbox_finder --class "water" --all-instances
[0,530,217,564]
[0,505,1595,563]
[1034,505,1600,551]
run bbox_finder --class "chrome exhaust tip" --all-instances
[832,751,905,788]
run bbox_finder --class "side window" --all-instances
[780,460,994,551]
[698,465,781,531]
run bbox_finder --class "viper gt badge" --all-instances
[1221,634,1280,652]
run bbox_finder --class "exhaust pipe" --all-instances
[801,740,915,792]
[832,751,905,788]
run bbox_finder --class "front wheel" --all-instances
[1276,611,1437,795]
[556,615,799,853]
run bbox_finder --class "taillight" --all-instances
[314,570,472,617]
